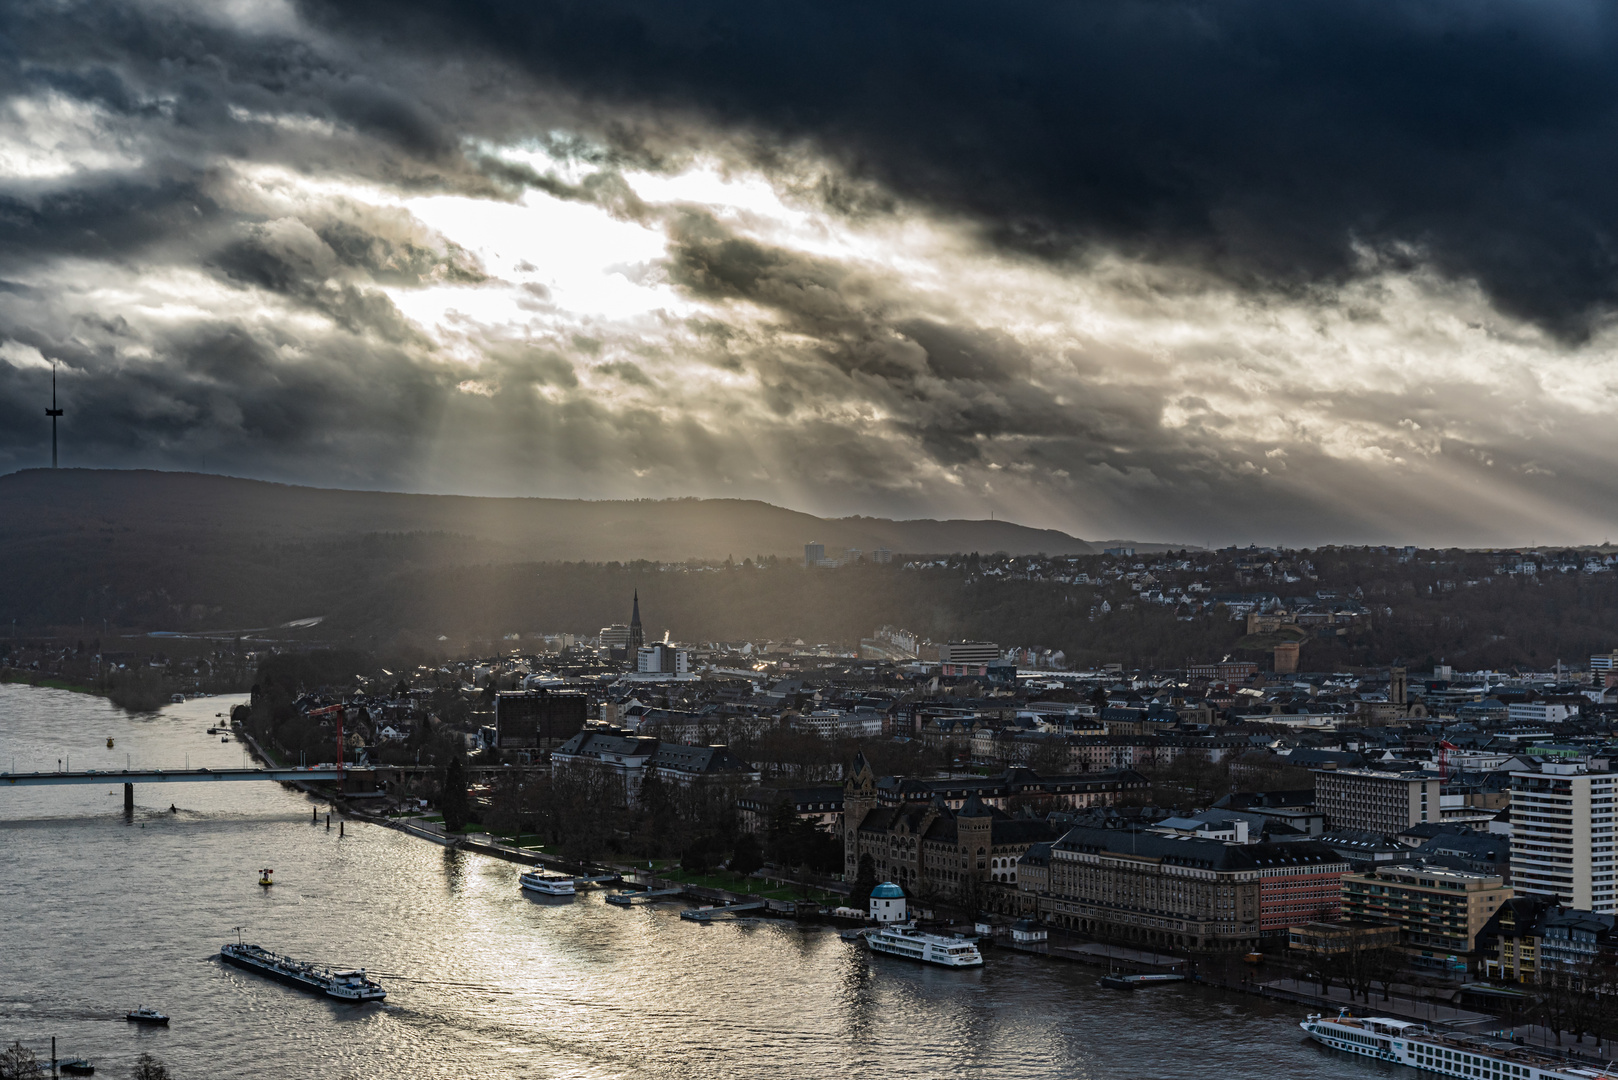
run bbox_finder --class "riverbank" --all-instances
[0,670,103,696]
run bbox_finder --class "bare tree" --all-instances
[131,1053,172,1080]
[0,1042,41,1080]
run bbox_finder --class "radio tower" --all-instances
[45,360,62,468]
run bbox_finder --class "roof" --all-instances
[651,743,757,775]
[870,882,905,899]
[1052,826,1344,872]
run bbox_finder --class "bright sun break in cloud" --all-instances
[6,0,1618,547]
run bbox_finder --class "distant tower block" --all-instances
[1274,641,1300,675]
[45,360,63,468]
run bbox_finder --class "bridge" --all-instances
[0,766,364,813]
[0,759,553,816]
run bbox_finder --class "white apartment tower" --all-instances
[1510,763,1618,914]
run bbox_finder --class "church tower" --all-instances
[629,591,645,657]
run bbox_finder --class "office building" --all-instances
[1314,769,1441,834]
[493,689,590,750]
[1340,861,1510,969]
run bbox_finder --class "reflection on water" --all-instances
[0,685,1396,1079]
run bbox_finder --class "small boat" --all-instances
[208,727,220,734]
[259,868,274,887]
[126,1007,169,1025]
[222,736,230,742]
[519,870,576,896]
[58,1059,95,1075]
[106,737,114,749]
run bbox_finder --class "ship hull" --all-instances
[220,948,385,1002]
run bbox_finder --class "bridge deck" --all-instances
[1,767,354,787]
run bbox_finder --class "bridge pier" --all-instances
[124,782,133,815]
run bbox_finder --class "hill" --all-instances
[0,468,1142,561]
[0,469,1192,638]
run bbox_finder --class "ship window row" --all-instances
[1414,1046,1536,1078]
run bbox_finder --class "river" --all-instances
[0,684,1407,1079]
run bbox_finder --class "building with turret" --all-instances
[843,752,1122,902]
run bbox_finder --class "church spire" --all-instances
[629,590,645,655]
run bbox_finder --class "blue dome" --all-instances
[870,882,905,899]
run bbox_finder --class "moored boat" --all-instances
[519,870,576,896]
[1301,1008,1613,1078]
[864,924,983,967]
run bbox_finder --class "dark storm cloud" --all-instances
[304,0,1618,337]
[6,0,1618,546]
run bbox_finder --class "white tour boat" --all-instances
[1302,1009,1618,1079]
[519,870,577,896]
[865,924,983,967]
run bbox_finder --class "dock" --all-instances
[606,888,684,906]
[573,873,621,887]
[608,887,682,906]
[679,900,767,922]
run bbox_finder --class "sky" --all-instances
[4,0,1618,547]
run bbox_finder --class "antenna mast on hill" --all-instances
[45,360,63,468]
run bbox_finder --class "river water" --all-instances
[0,684,1407,1079]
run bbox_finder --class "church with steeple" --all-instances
[629,591,645,657]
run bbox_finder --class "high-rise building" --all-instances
[636,643,690,675]
[1313,768,1441,834]
[1510,763,1618,914]
[804,542,825,567]
[493,689,590,750]
[939,641,1001,665]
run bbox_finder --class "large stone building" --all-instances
[552,727,759,806]
[842,754,1066,901]
[849,758,1148,819]
[1019,826,1348,952]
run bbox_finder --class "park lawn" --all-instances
[1,673,104,696]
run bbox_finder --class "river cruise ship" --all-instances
[220,942,386,1001]
[519,870,577,896]
[865,925,983,967]
[1302,1009,1617,1079]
